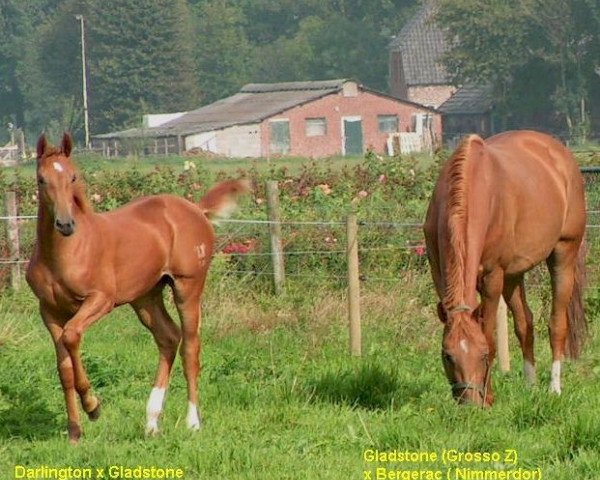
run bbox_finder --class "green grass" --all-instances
[2,150,600,479]
[1,273,600,480]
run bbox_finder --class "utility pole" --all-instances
[75,14,90,148]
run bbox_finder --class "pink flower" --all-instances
[222,239,256,255]
[222,243,250,254]
[414,245,426,256]
[91,193,102,203]
[378,174,387,183]
[358,190,368,198]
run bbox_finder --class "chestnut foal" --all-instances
[26,133,249,443]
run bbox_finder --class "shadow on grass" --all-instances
[305,361,428,410]
[0,382,60,440]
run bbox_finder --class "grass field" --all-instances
[2,150,600,480]
[1,269,600,480]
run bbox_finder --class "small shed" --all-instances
[92,79,441,158]
[439,84,495,145]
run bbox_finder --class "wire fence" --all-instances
[3,169,600,293]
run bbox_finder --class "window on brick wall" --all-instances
[305,117,327,136]
[378,115,399,133]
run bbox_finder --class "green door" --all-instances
[270,120,290,155]
[344,118,363,156]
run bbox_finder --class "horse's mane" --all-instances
[72,175,92,214]
[442,134,483,311]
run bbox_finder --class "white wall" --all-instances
[184,125,260,157]
[216,124,261,157]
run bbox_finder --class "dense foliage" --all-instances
[0,0,418,142]
[0,151,440,289]
[436,0,600,142]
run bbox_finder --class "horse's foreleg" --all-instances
[132,289,181,435]
[174,278,204,431]
[504,277,536,385]
[479,268,504,405]
[40,304,81,443]
[61,292,113,434]
[546,243,577,395]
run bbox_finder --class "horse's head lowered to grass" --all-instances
[438,304,491,406]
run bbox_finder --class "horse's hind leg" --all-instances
[546,240,579,394]
[503,276,536,385]
[132,286,181,435]
[172,276,205,430]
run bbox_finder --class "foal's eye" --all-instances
[442,352,454,364]
[37,176,45,185]
[71,174,77,183]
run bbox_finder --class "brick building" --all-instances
[388,2,494,141]
[93,80,441,158]
[388,2,454,108]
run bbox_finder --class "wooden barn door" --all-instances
[343,117,363,156]
[269,120,290,155]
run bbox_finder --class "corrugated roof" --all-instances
[94,79,439,140]
[439,84,494,115]
[389,2,450,86]
[95,80,347,139]
[241,79,347,93]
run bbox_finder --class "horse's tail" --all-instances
[566,237,587,359]
[198,179,251,220]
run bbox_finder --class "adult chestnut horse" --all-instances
[424,130,586,406]
[26,133,249,443]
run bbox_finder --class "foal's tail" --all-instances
[199,179,251,220]
[566,237,587,359]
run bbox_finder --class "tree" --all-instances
[437,0,600,141]
[0,0,61,138]
[85,0,201,133]
[252,12,408,91]
[194,0,254,104]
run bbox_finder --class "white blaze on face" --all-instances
[53,161,64,173]
[459,339,469,353]
[146,387,166,434]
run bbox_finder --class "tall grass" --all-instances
[1,272,600,479]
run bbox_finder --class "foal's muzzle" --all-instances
[55,218,75,236]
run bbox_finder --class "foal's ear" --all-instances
[37,134,48,160]
[437,302,448,324]
[61,132,73,157]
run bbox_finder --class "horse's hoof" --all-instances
[68,422,81,444]
[187,416,203,431]
[87,400,101,421]
[145,425,160,437]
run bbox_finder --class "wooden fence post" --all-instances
[496,297,510,372]
[266,181,285,295]
[4,192,21,289]
[347,214,361,356]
